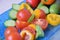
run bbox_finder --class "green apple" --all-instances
[50,3,59,14]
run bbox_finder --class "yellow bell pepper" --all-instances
[20,30,34,40]
[28,24,36,30]
[19,3,33,14]
[58,15,60,24]
[33,9,40,18]
[47,14,60,26]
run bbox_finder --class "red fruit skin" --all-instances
[32,19,48,30]
[4,27,18,37]
[39,10,46,19]
[17,9,31,22]
[26,0,40,8]
[5,32,22,40]
[16,20,29,30]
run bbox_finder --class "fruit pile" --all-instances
[4,0,60,40]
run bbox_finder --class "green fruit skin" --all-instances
[36,25,44,38]
[50,3,59,14]
[37,2,44,9]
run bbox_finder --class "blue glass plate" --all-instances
[0,0,60,40]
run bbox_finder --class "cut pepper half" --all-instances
[47,14,60,26]
[20,30,35,40]
[19,3,33,14]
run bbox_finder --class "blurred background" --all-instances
[0,0,60,40]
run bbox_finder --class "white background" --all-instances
[0,0,23,15]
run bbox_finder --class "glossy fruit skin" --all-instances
[41,0,55,5]
[33,9,46,19]
[26,0,40,8]
[16,20,29,30]
[47,14,60,26]
[4,27,17,37]
[33,19,48,30]
[17,9,31,21]
[5,32,22,40]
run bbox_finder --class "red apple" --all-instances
[16,20,29,30]
[26,0,40,8]
[17,9,31,22]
